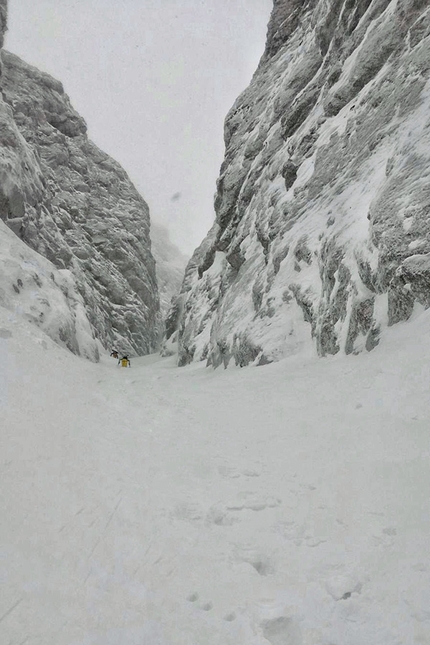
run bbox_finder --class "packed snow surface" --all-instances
[1,304,430,644]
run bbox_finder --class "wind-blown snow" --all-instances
[1,302,430,644]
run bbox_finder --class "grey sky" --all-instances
[6,0,273,255]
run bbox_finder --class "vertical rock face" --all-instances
[170,0,430,367]
[0,1,6,50]
[0,3,94,359]
[0,10,160,355]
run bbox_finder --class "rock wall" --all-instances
[169,0,430,367]
[0,15,160,356]
[0,219,100,361]
[0,1,6,51]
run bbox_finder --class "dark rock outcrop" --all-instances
[169,0,430,366]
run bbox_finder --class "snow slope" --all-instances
[1,302,430,644]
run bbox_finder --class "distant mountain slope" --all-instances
[150,221,188,318]
[169,0,430,367]
[0,31,160,355]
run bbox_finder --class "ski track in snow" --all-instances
[1,307,430,645]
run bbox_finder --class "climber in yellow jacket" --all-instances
[118,355,131,368]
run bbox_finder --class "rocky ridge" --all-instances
[169,0,430,367]
[0,13,160,356]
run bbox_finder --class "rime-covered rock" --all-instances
[170,0,430,367]
[0,219,100,360]
[0,41,160,356]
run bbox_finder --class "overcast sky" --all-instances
[6,0,273,255]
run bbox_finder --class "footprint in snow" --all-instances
[261,615,302,645]
[371,527,397,547]
[233,544,275,577]
[227,492,281,512]
[206,504,241,526]
[217,462,262,479]
[206,495,281,526]
[186,593,213,612]
[325,575,362,601]
[171,502,204,523]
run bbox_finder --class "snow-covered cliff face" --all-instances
[0,219,100,360]
[0,40,160,355]
[0,1,5,51]
[170,0,430,367]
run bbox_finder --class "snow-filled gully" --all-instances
[1,307,430,645]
